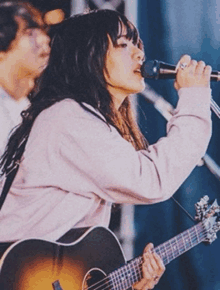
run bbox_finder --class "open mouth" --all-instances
[134,69,142,75]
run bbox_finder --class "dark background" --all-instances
[135,1,220,289]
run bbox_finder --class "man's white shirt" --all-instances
[0,87,29,157]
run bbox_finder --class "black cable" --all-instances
[171,196,196,222]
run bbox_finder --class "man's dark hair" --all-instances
[0,1,44,52]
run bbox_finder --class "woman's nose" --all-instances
[134,47,145,62]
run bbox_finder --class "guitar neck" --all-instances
[108,221,207,290]
[154,220,206,265]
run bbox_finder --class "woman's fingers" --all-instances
[174,54,212,90]
[176,54,191,69]
[188,59,198,76]
[195,60,206,75]
[143,242,154,252]
[143,251,165,280]
[133,243,165,290]
[203,64,212,83]
[152,251,166,282]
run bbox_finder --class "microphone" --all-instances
[141,59,220,81]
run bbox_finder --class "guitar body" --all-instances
[0,227,128,290]
[0,196,219,290]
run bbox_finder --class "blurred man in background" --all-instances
[0,1,50,157]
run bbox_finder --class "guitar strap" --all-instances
[0,167,15,255]
[0,165,19,211]
[0,134,28,211]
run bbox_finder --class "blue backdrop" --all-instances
[135,1,220,289]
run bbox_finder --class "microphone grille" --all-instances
[141,60,160,79]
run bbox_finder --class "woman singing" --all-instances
[0,9,212,289]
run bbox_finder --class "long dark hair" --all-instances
[0,9,148,176]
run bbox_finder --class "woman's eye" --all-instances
[119,43,128,48]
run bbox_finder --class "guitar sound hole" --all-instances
[83,268,111,290]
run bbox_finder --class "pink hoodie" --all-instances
[0,87,212,242]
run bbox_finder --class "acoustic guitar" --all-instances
[0,195,219,290]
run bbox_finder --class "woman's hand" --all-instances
[133,243,165,290]
[174,54,212,91]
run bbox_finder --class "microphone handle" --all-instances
[142,60,220,81]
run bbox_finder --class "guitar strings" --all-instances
[155,223,206,264]
[83,256,142,290]
[84,225,207,290]
[84,224,207,290]
[83,257,142,290]
[86,229,207,290]
[109,258,142,290]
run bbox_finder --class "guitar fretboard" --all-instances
[154,221,205,265]
[108,220,207,290]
